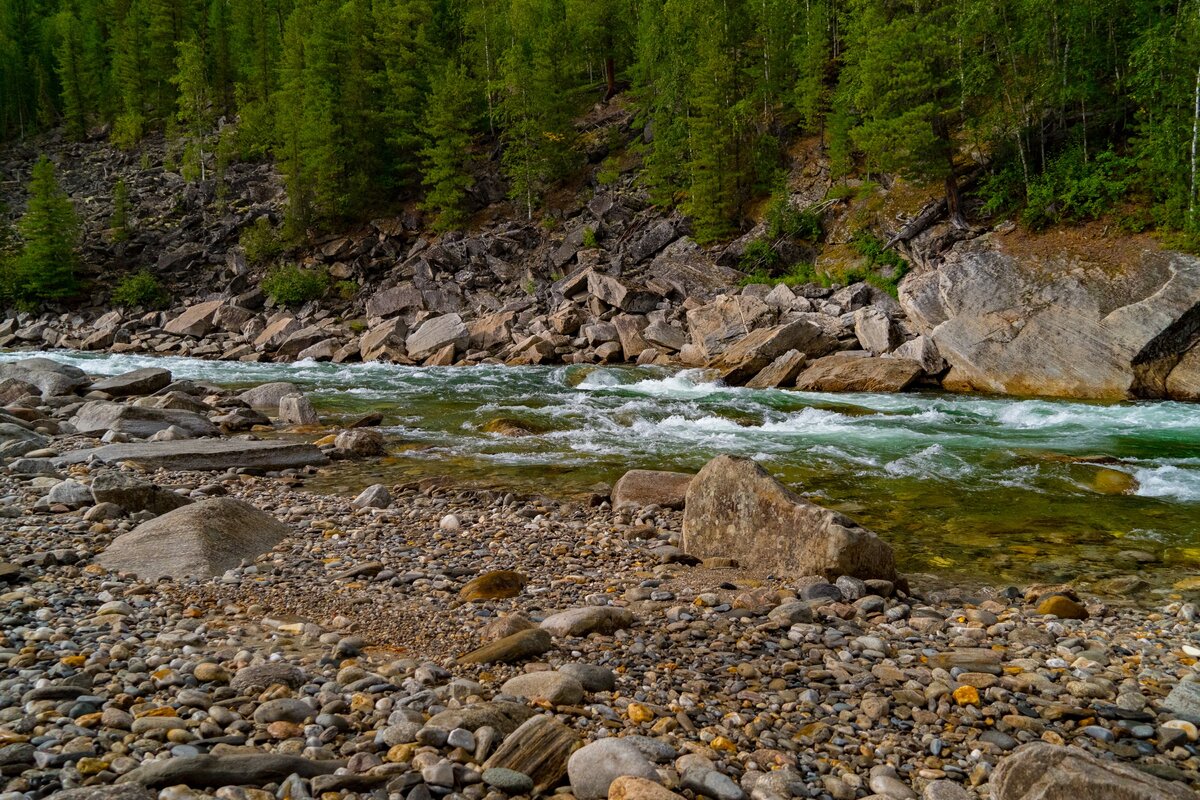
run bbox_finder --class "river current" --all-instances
[6,350,1200,588]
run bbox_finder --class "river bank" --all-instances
[1,354,1200,800]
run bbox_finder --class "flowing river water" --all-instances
[7,350,1200,589]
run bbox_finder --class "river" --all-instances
[6,350,1200,588]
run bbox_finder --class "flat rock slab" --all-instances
[989,742,1197,799]
[56,439,329,471]
[116,754,345,789]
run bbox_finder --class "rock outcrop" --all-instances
[900,239,1200,400]
[98,498,292,579]
[682,455,896,581]
[989,742,1197,799]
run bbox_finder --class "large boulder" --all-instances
[709,320,837,384]
[0,423,49,458]
[989,742,1197,799]
[686,295,774,359]
[71,401,218,438]
[56,440,329,471]
[97,498,292,580]
[407,314,468,361]
[366,283,424,319]
[681,455,896,581]
[1167,345,1200,400]
[91,368,172,397]
[587,273,660,314]
[0,358,89,397]
[900,240,1200,400]
[359,318,408,361]
[239,382,303,409]
[612,470,693,510]
[163,299,225,337]
[793,352,924,392]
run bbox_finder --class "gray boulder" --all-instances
[612,469,693,510]
[91,368,172,397]
[793,352,924,393]
[540,606,634,637]
[90,472,192,515]
[853,307,903,355]
[407,314,468,361]
[45,479,94,509]
[567,739,659,800]
[239,382,302,409]
[0,358,89,397]
[989,742,1197,799]
[72,401,218,438]
[279,393,320,425]
[98,498,292,579]
[163,299,225,337]
[682,455,896,581]
[0,423,50,458]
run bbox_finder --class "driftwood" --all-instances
[484,714,581,793]
[884,168,985,251]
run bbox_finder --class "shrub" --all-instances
[112,270,167,308]
[739,262,819,288]
[739,239,781,275]
[843,231,910,296]
[596,156,621,185]
[582,226,598,249]
[262,264,329,305]
[240,217,286,266]
[765,193,823,242]
[334,279,359,300]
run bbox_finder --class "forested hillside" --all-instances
[2,0,1200,246]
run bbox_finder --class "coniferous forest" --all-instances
[2,1,1200,245]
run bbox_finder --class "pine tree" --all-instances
[51,11,92,139]
[13,157,80,303]
[111,178,132,242]
[421,61,480,230]
[172,37,214,181]
[841,0,966,225]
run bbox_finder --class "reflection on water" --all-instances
[7,350,1200,587]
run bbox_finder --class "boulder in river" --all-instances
[793,352,924,392]
[279,393,320,425]
[989,742,1197,799]
[612,469,693,510]
[682,455,897,581]
[71,401,219,439]
[98,498,292,579]
[90,367,172,397]
[238,381,303,409]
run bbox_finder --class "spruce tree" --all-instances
[172,38,214,182]
[421,61,479,230]
[111,178,132,242]
[14,157,79,303]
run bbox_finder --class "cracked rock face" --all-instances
[900,239,1200,400]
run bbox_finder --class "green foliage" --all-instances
[739,239,781,275]
[261,264,330,305]
[582,226,598,248]
[421,61,479,231]
[6,157,79,306]
[766,194,822,241]
[1020,146,1133,230]
[739,261,818,288]
[111,179,132,242]
[112,270,167,307]
[334,279,359,300]
[240,217,287,266]
[846,231,909,296]
[596,156,621,185]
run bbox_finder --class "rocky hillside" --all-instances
[1,129,1198,402]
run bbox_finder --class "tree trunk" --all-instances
[945,171,966,229]
[604,57,616,101]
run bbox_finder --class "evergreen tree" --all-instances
[841,0,966,225]
[421,61,480,230]
[13,157,80,303]
[111,177,132,242]
[172,37,215,181]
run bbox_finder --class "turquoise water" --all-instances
[7,350,1200,587]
